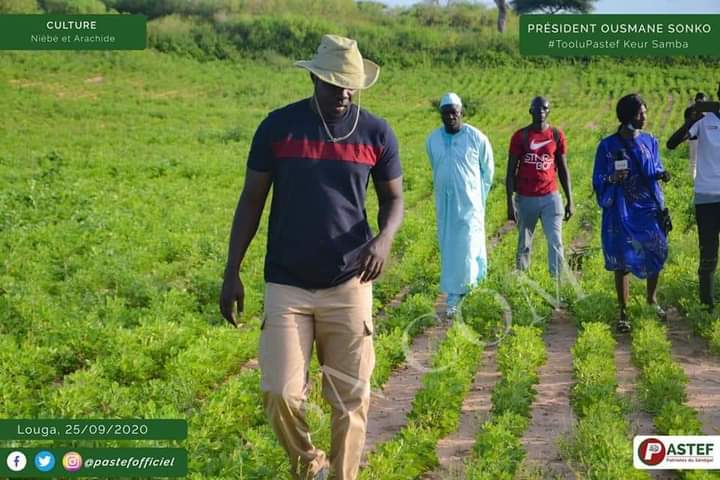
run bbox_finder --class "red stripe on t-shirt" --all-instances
[272,139,381,166]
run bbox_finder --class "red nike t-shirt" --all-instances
[509,126,567,196]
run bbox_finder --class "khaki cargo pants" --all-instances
[259,277,375,480]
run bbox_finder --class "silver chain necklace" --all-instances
[313,93,360,143]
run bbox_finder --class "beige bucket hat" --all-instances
[295,34,379,90]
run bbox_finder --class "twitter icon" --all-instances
[35,451,55,472]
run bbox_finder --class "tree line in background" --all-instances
[1,0,598,29]
[424,0,597,32]
[1,0,686,68]
[1,0,525,65]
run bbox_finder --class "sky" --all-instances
[378,0,720,14]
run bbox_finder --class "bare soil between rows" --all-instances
[420,346,499,480]
[616,332,674,480]
[667,309,720,435]
[519,308,577,479]
[362,294,449,462]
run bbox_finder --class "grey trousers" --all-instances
[515,192,564,277]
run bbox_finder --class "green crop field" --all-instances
[2,6,720,479]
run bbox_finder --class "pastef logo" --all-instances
[634,435,719,469]
[639,438,666,466]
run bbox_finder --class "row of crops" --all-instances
[1,49,720,478]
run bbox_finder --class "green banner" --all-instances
[520,14,720,57]
[1,448,186,477]
[0,419,186,440]
[0,15,146,50]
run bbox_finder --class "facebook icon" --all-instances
[6,451,27,472]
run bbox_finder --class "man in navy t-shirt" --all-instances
[220,35,403,480]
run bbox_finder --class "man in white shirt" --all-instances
[668,83,720,310]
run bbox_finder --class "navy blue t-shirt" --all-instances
[247,98,402,289]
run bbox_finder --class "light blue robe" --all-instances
[426,124,495,296]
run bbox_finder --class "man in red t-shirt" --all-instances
[506,96,574,277]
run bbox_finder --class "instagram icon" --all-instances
[62,452,82,472]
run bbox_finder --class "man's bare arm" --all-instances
[506,154,519,222]
[556,152,574,220]
[219,169,272,326]
[667,109,702,150]
[358,176,404,283]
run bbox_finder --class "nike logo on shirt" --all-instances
[530,139,552,150]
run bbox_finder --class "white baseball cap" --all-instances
[440,92,462,108]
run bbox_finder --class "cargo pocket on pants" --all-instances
[363,319,373,336]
